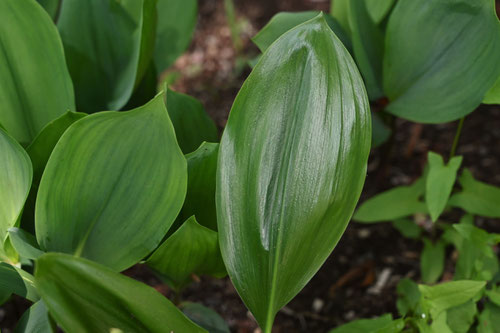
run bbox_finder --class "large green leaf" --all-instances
[217,15,371,331]
[178,142,219,230]
[383,0,500,123]
[147,216,226,291]
[57,0,156,112]
[15,300,53,333]
[35,253,205,332]
[35,94,186,272]
[425,152,462,221]
[483,75,500,104]
[166,87,218,154]
[252,11,351,54]
[354,178,427,223]
[0,129,32,258]
[155,0,197,73]
[448,169,500,218]
[0,0,75,144]
[0,262,39,302]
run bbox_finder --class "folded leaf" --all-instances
[15,300,53,333]
[217,14,371,331]
[155,0,197,73]
[448,169,500,218]
[8,228,44,260]
[0,129,32,258]
[354,178,427,223]
[36,94,186,271]
[0,262,39,302]
[425,152,462,221]
[57,0,156,112]
[0,0,75,144]
[166,88,218,154]
[35,253,205,332]
[421,238,446,284]
[384,0,500,123]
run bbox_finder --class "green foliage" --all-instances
[420,238,446,284]
[483,76,500,104]
[8,228,44,260]
[15,300,53,333]
[181,302,230,333]
[217,15,370,331]
[0,262,39,302]
[329,313,404,333]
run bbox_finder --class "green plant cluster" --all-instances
[0,0,499,332]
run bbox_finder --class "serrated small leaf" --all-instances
[35,94,186,271]
[0,262,39,302]
[449,169,500,218]
[421,238,446,284]
[217,14,371,330]
[147,216,226,291]
[425,152,462,222]
[8,228,44,260]
[15,300,53,333]
[35,253,205,332]
[166,88,218,154]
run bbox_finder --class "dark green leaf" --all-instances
[449,169,500,218]
[181,302,230,333]
[36,0,60,21]
[8,228,44,260]
[328,314,399,333]
[384,0,500,123]
[217,15,371,330]
[57,0,156,112]
[166,87,218,154]
[425,152,462,222]
[178,142,219,230]
[483,76,500,104]
[354,179,427,223]
[421,238,446,284]
[35,253,205,332]
[35,94,186,271]
[155,0,197,73]
[0,262,39,302]
[0,0,75,144]
[391,218,421,239]
[252,11,352,54]
[0,129,32,260]
[15,300,53,333]
[147,216,226,291]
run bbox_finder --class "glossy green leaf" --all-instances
[419,280,486,318]
[178,142,219,230]
[384,0,500,123]
[155,0,197,73]
[181,302,230,333]
[217,15,371,331]
[0,262,39,302]
[425,152,462,221]
[354,178,427,223]
[391,218,421,239]
[365,0,396,23]
[483,76,500,104]
[147,216,225,291]
[349,0,384,100]
[35,253,205,332]
[22,111,87,232]
[57,0,156,112]
[15,300,53,333]
[35,94,186,272]
[421,238,446,284]
[252,11,351,54]
[0,129,32,258]
[446,301,477,333]
[36,0,60,21]
[328,314,404,333]
[449,169,500,218]
[166,88,218,154]
[0,0,75,144]
[8,228,44,260]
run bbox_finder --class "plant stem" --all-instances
[223,0,242,53]
[449,117,465,159]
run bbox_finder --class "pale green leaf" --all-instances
[217,15,371,330]
[35,253,206,332]
[35,94,186,271]
[0,0,75,144]
[384,0,500,123]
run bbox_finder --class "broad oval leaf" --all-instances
[217,15,371,330]
[155,0,198,73]
[0,0,75,144]
[57,0,156,112]
[0,129,32,258]
[147,216,226,291]
[35,94,186,272]
[166,88,218,154]
[35,253,206,332]
[383,0,500,123]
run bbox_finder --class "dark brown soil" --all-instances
[1,1,499,332]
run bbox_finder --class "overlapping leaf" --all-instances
[217,15,371,330]
[35,94,186,271]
